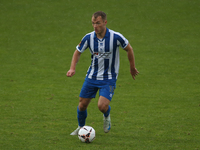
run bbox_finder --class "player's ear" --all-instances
[104,20,107,25]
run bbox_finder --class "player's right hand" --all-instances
[66,69,75,77]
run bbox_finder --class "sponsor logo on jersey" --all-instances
[93,52,111,58]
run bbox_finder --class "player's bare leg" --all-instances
[79,97,92,111]
[98,96,110,113]
[98,96,111,133]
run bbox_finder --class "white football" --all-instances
[78,126,95,143]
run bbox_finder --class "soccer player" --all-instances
[67,11,139,135]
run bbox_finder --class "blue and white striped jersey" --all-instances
[76,28,129,81]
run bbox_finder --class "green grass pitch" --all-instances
[0,0,199,149]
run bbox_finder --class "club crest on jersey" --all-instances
[93,52,111,59]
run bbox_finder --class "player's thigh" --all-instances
[98,96,110,106]
[98,96,110,112]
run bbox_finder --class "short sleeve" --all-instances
[76,34,90,53]
[116,32,129,49]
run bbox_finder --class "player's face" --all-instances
[92,16,107,36]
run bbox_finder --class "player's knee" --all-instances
[79,103,87,111]
[79,98,90,111]
[98,103,107,113]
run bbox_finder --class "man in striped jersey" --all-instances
[67,11,139,135]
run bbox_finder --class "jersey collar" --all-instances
[94,28,109,40]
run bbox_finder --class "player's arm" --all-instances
[124,43,139,80]
[66,50,82,77]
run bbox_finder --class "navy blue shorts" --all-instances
[79,79,116,101]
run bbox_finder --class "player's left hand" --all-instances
[130,68,139,80]
[66,69,75,77]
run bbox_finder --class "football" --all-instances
[78,126,95,143]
